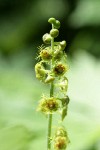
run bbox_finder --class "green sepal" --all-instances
[61,96,70,121]
[61,106,68,121]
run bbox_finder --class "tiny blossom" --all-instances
[53,63,67,76]
[37,97,59,114]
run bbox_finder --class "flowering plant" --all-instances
[35,17,70,150]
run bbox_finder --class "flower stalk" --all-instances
[35,17,70,150]
[47,23,55,150]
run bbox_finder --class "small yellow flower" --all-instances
[37,97,59,114]
[54,136,67,150]
[39,48,52,61]
[53,63,68,76]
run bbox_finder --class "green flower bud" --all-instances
[60,41,66,50]
[54,49,63,60]
[50,29,59,38]
[48,17,56,24]
[48,18,60,29]
[54,20,60,29]
[42,33,51,44]
[35,62,47,81]
[52,44,63,60]
[55,126,67,137]
[45,74,55,83]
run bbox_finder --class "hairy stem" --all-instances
[47,24,54,150]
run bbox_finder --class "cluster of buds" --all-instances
[35,17,70,150]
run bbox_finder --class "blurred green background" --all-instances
[0,0,100,150]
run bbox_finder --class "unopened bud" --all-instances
[45,74,55,83]
[42,33,51,44]
[35,63,47,81]
[54,20,60,29]
[60,41,66,50]
[50,29,59,38]
[48,17,56,24]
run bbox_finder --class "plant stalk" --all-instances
[47,24,54,150]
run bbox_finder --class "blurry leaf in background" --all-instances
[0,0,67,54]
[69,29,100,59]
[69,0,100,27]
[67,0,100,59]
[67,51,100,150]
[68,0,100,58]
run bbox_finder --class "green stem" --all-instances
[47,24,54,150]
[47,112,52,149]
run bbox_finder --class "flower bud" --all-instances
[35,63,47,81]
[42,33,51,44]
[55,127,67,137]
[54,20,60,29]
[48,17,56,24]
[50,29,59,38]
[45,74,55,83]
[54,50,63,60]
[60,41,66,50]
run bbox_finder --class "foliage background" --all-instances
[0,0,100,150]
